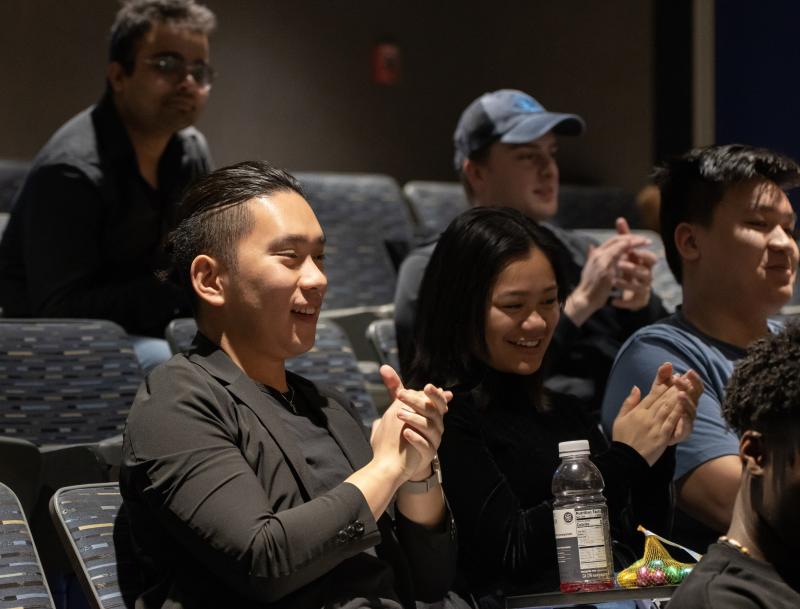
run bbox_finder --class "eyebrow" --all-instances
[498,284,558,297]
[751,201,797,224]
[268,234,326,250]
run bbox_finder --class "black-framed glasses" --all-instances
[144,56,216,88]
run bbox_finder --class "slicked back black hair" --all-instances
[165,160,304,307]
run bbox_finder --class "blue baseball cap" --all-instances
[453,89,586,170]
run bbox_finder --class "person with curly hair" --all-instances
[668,321,800,609]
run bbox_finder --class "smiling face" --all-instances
[219,191,327,363]
[483,246,560,375]
[470,131,560,221]
[110,21,211,135]
[693,179,798,317]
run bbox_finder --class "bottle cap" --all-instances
[558,439,590,457]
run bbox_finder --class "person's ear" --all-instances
[190,254,226,308]
[674,222,700,263]
[740,430,767,476]
[107,62,127,94]
[463,158,486,196]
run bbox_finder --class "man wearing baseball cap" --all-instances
[395,89,666,407]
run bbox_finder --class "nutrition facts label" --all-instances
[576,508,608,568]
[554,506,611,580]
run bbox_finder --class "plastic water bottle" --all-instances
[552,440,614,592]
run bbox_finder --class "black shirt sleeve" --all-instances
[122,362,384,604]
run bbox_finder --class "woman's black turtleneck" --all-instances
[438,368,675,601]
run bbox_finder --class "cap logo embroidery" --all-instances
[512,95,542,113]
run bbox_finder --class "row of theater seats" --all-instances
[1,479,131,609]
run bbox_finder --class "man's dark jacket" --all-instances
[0,93,210,335]
[120,337,457,608]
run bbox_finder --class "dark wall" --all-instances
[716,0,800,161]
[0,0,655,190]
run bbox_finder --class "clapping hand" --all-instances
[565,217,652,325]
[611,362,703,465]
[610,217,658,311]
[370,365,451,482]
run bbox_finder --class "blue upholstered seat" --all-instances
[0,319,139,520]
[402,181,469,241]
[49,483,141,609]
[0,319,142,446]
[0,482,55,608]
[294,172,415,310]
[164,318,197,357]
[288,320,378,424]
[402,181,642,239]
[366,319,400,373]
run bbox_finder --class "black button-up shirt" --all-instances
[0,92,211,336]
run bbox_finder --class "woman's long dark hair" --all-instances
[405,207,568,393]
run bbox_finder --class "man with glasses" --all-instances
[0,0,216,370]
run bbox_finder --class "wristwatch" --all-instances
[399,455,442,494]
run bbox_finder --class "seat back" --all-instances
[0,437,43,516]
[365,319,400,372]
[0,482,55,608]
[555,184,641,229]
[287,320,378,424]
[295,172,414,309]
[574,229,682,312]
[0,319,143,445]
[164,317,198,354]
[50,483,142,609]
[401,181,640,236]
[402,181,469,240]
[165,318,378,424]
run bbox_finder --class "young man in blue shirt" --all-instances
[601,144,800,548]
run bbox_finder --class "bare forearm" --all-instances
[397,483,446,528]
[563,288,594,327]
[345,460,404,520]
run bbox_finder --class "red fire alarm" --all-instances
[372,38,402,86]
